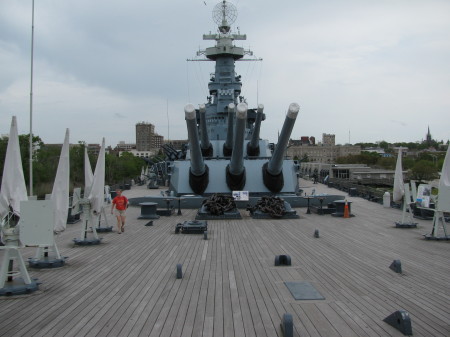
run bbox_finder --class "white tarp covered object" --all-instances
[393,148,405,203]
[0,116,28,219]
[51,129,70,232]
[84,147,94,192]
[88,138,105,215]
[437,145,450,212]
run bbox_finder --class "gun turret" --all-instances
[185,104,209,194]
[226,103,247,190]
[199,104,213,157]
[263,103,300,193]
[223,103,235,156]
[247,103,264,156]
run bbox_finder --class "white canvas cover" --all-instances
[84,147,93,193]
[0,116,28,219]
[51,129,70,232]
[88,138,105,215]
[437,145,450,212]
[392,148,405,203]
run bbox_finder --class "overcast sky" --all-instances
[1,0,449,147]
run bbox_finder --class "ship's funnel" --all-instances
[185,104,209,194]
[226,103,247,190]
[199,104,213,157]
[247,103,264,156]
[263,103,300,193]
[223,103,235,156]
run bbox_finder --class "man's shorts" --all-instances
[114,209,126,216]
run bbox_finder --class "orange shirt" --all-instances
[112,195,128,210]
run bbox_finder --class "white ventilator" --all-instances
[393,148,416,227]
[76,138,106,243]
[392,148,405,203]
[429,145,450,238]
[84,147,94,197]
[0,117,34,290]
[27,129,70,267]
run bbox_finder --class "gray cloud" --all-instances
[1,0,449,147]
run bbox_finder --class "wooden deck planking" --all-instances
[1,180,449,336]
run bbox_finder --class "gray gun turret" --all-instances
[199,104,213,157]
[226,103,247,190]
[223,103,235,156]
[185,104,209,194]
[247,103,264,156]
[263,103,300,193]
[167,2,301,197]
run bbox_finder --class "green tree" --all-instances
[409,160,439,183]
[379,141,389,150]
[376,157,396,169]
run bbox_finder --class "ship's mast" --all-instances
[192,1,260,141]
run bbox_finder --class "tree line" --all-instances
[0,134,148,197]
[335,151,444,183]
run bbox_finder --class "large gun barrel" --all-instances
[199,104,213,157]
[226,103,247,190]
[247,103,264,156]
[223,103,235,156]
[185,104,209,194]
[263,103,300,193]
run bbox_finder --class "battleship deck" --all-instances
[0,179,449,337]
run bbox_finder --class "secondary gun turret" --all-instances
[247,103,264,156]
[226,103,247,190]
[185,104,209,194]
[223,103,235,156]
[263,103,300,193]
[199,104,213,157]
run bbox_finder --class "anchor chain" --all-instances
[202,194,236,216]
[247,196,286,218]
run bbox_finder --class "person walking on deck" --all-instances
[111,189,128,233]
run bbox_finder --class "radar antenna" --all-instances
[212,0,237,33]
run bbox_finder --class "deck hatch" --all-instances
[284,281,325,300]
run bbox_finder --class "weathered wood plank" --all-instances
[1,181,449,337]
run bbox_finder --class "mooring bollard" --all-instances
[275,255,291,266]
[280,313,293,337]
[176,264,183,279]
[389,259,402,274]
[383,310,412,335]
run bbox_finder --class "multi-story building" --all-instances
[115,141,136,152]
[153,134,164,149]
[287,144,361,163]
[287,133,360,163]
[163,139,188,151]
[136,122,164,151]
[322,133,335,146]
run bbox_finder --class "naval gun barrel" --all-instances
[199,104,213,157]
[263,103,300,193]
[226,103,247,190]
[223,103,235,156]
[185,104,209,194]
[247,104,264,156]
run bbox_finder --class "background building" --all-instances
[287,133,361,163]
[322,133,335,146]
[136,122,163,151]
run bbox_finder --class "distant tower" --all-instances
[426,126,432,146]
[136,122,155,151]
[322,133,335,146]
